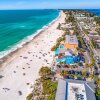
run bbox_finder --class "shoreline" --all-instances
[0,11,61,67]
[0,11,66,100]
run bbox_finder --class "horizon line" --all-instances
[0,8,100,10]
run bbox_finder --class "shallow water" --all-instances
[0,10,59,58]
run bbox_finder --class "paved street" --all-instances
[75,17,100,80]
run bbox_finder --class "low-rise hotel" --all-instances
[55,79,96,100]
[64,35,78,49]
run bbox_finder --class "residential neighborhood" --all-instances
[54,10,100,100]
[26,10,100,100]
[0,1,100,100]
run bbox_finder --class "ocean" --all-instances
[85,9,100,17]
[0,10,59,58]
[0,9,99,59]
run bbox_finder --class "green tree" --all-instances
[95,17,100,25]
[61,70,69,77]
[90,74,95,80]
[91,39,98,48]
[89,63,94,73]
[85,63,89,68]
[74,29,79,36]
[26,93,33,100]
[82,71,87,77]
[96,89,100,96]
[39,67,51,77]
[96,78,100,87]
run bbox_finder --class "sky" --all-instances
[0,0,100,9]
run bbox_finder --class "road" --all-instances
[74,16,100,81]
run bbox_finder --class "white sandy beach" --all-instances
[0,11,66,100]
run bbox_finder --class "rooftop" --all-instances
[66,35,78,45]
[68,83,87,100]
[88,30,98,34]
[55,79,96,100]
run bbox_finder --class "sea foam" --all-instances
[0,10,61,59]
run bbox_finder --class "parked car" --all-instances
[76,77,82,80]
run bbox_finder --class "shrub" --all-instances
[96,89,100,96]
[42,79,58,95]
[39,67,51,77]
[96,78,100,86]
[51,45,58,51]
[48,93,56,100]
[26,93,33,100]
[95,17,100,25]
[61,70,69,76]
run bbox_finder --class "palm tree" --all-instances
[85,63,89,68]
[89,63,94,74]
[60,70,69,77]
[96,78,100,87]
[70,65,74,69]
[96,89,100,96]
[90,74,95,80]
[82,71,87,78]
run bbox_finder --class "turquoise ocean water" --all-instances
[0,10,59,58]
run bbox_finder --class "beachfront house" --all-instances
[55,78,96,100]
[52,34,85,73]
[54,35,82,66]
[60,23,74,29]
[64,35,78,49]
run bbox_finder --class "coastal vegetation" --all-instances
[74,28,79,36]
[77,36,85,50]
[96,87,100,100]
[27,66,57,100]
[96,78,100,87]
[95,78,100,99]
[91,39,98,48]
[57,23,61,29]
[27,10,99,100]
[96,27,100,35]
[64,11,75,25]
[95,17,100,25]
[96,89,100,96]
[39,66,51,77]
[51,31,66,51]
[64,10,95,17]
[26,93,33,100]
[67,16,75,24]
[60,70,89,79]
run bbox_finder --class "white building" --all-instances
[55,79,96,100]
